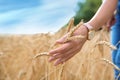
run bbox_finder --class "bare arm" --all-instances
[88,0,118,30]
[49,0,118,66]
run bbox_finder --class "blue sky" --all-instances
[0,0,83,34]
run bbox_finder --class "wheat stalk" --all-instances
[17,70,26,79]
[33,52,49,59]
[116,73,120,80]
[32,19,86,80]
[64,35,85,42]
[100,58,120,71]
[95,41,117,50]
[115,41,120,47]
[34,19,85,58]
[67,21,84,38]
[0,59,12,80]
[58,63,66,80]
[67,18,74,32]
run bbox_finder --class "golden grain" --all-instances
[0,19,117,80]
[116,73,120,80]
[67,18,74,32]
[100,58,120,71]
[33,52,49,59]
[95,41,117,50]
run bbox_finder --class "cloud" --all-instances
[0,0,81,34]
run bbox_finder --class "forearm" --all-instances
[88,0,118,30]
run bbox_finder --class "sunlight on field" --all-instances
[0,26,116,80]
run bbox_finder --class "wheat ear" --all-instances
[67,18,74,32]
[95,41,117,50]
[100,58,120,71]
[34,20,85,58]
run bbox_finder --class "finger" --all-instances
[49,46,73,62]
[56,35,67,44]
[49,43,72,55]
[54,47,80,66]
[49,53,62,62]
[111,18,116,25]
[63,49,79,62]
[54,58,63,66]
[54,50,78,66]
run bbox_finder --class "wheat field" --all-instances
[0,24,118,80]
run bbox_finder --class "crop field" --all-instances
[0,24,118,80]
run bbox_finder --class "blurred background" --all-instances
[0,0,101,34]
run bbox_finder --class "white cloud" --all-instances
[0,12,74,34]
[0,0,81,34]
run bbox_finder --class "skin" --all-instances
[49,0,118,66]
[106,14,116,30]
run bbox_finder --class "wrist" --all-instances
[83,23,94,31]
[73,22,96,40]
[83,23,96,40]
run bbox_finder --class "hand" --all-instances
[48,25,88,66]
[106,15,116,31]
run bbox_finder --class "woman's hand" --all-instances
[106,15,116,31]
[48,25,88,66]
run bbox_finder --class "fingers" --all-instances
[49,46,76,62]
[54,48,80,66]
[49,44,80,65]
[106,16,116,28]
[49,53,63,61]
[48,31,85,66]
[49,47,74,62]
[56,35,67,44]
[54,58,63,66]
[49,43,72,55]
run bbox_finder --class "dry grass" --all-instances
[0,20,119,80]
